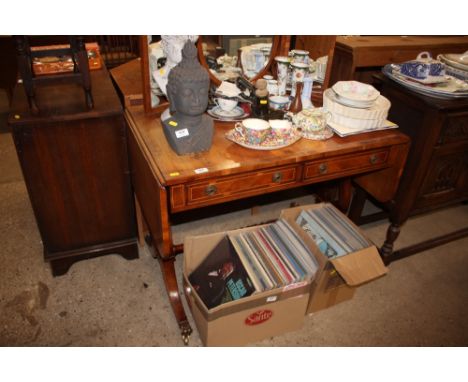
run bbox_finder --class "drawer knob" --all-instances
[272,172,283,183]
[205,184,218,196]
[369,154,378,164]
[318,163,328,174]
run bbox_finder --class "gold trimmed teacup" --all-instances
[235,118,270,146]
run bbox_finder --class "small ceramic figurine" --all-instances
[162,40,214,156]
[252,78,269,119]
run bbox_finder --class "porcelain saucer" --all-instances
[207,106,248,121]
[225,128,301,150]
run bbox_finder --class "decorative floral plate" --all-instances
[225,128,302,150]
[332,81,380,103]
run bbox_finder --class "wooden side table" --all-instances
[9,67,138,275]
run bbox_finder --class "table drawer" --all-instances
[304,149,389,180]
[171,165,300,210]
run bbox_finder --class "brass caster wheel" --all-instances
[180,320,192,346]
[144,233,153,247]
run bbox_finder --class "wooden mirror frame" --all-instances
[197,35,290,87]
[139,35,170,115]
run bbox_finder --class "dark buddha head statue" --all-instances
[162,39,214,156]
[166,40,210,117]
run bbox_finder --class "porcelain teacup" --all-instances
[215,97,238,112]
[269,119,293,143]
[269,95,290,111]
[235,118,270,146]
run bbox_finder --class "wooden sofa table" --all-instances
[125,105,410,343]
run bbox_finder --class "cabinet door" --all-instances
[415,149,468,210]
[14,116,136,253]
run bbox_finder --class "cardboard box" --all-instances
[280,203,388,314]
[183,226,311,346]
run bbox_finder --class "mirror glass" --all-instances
[199,36,276,84]
[140,35,291,115]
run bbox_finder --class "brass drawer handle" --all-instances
[272,172,283,183]
[318,163,328,174]
[369,154,378,164]
[205,184,218,196]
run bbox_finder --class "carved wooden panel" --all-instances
[438,114,468,145]
[419,151,468,202]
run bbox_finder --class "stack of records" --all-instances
[228,218,320,293]
[296,204,371,259]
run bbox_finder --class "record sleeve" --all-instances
[322,204,370,249]
[188,236,256,309]
[229,234,265,292]
[296,211,346,258]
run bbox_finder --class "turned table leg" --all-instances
[379,200,408,264]
[338,178,353,213]
[380,223,401,264]
[348,185,368,225]
[158,255,192,345]
[133,193,192,344]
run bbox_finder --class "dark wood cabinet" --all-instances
[351,74,468,261]
[9,68,138,276]
[329,36,468,86]
[378,74,468,215]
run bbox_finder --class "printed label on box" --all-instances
[245,309,273,326]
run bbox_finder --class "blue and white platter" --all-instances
[382,64,468,99]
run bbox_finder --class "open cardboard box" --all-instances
[183,225,312,347]
[183,203,387,345]
[280,203,388,314]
